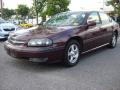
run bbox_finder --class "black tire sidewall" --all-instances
[109,33,117,48]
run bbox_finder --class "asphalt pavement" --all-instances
[0,40,120,90]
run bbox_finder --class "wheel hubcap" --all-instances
[68,44,79,64]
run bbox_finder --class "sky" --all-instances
[3,0,112,11]
[69,0,103,10]
[3,0,33,9]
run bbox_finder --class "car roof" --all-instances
[61,11,105,15]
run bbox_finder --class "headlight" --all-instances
[28,38,53,47]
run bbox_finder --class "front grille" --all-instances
[4,28,15,31]
[4,34,9,37]
[8,37,25,45]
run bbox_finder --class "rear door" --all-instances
[99,12,113,44]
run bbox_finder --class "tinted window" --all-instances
[99,13,112,24]
[88,12,101,24]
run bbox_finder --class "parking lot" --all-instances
[0,40,120,90]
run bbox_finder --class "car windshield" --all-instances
[45,12,86,26]
[0,18,6,24]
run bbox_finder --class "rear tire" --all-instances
[64,40,81,67]
[108,32,117,48]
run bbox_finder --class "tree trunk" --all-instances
[36,12,38,24]
[41,15,46,25]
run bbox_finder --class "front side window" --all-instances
[87,12,101,24]
[45,12,86,26]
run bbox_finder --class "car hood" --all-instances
[10,25,79,41]
[0,23,16,29]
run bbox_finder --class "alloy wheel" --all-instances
[67,44,79,64]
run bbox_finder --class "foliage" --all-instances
[20,23,33,28]
[33,0,47,13]
[29,7,36,18]
[107,0,120,15]
[16,5,29,18]
[33,0,47,24]
[32,0,70,24]
[45,0,70,16]
[2,8,15,19]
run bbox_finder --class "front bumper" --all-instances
[0,36,6,39]
[0,34,9,39]
[4,41,65,63]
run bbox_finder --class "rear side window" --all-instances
[99,13,112,24]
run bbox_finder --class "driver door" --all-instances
[83,12,103,51]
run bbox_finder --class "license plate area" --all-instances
[8,48,17,58]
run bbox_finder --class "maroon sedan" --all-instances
[4,11,120,66]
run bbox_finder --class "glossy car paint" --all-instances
[4,11,120,63]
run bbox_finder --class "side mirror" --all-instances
[87,20,96,26]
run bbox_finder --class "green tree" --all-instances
[45,0,70,16]
[33,0,47,24]
[107,0,120,15]
[16,5,29,20]
[33,0,70,24]
[2,8,15,19]
[29,7,36,19]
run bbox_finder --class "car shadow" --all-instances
[80,46,109,61]
[8,58,67,73]
[0,39,7,42]
[6,45,112,73]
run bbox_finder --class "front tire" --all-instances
[64,40,81,67]
[108,32,117,48]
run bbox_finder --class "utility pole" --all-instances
[34,0,39,24]
[0,0,3,18]
[103,0,104,11]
